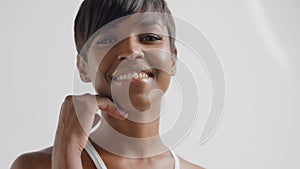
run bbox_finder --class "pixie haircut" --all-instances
[74,0,176,59]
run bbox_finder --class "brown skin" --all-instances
[11,146,204,169]
[11,16,204,169]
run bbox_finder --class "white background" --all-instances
[1,0,300,168]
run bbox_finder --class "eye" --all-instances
[139,33,162,42]
[96,36,117,45]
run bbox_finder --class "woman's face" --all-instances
[79,14,177,113]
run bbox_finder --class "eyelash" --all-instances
[96,33,162,46]
[139,33,162,42]
[96,37,117,45]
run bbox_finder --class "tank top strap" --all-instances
[170,150,181,169]
[85,139,180,169]
[85,139,107,169]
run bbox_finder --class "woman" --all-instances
[11,0,204,168]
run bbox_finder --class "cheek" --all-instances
[94,75,107,90]
[157,71,171,92]
[87,45,114,77]
[87,62,111,97]
[144,49,173,75]
[87,52,115,96]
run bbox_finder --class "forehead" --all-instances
[96,13,169,35]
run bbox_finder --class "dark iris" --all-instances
[97,37,117,45]
[140,33,162,42]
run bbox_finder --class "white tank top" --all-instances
[85,140,180,169]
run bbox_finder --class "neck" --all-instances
[90,100,169,158]
[103,113,160,138]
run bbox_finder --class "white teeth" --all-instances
[133,72,138,79]
[138,73,143,79]
[143,73,148,78]
[114,72,150,81]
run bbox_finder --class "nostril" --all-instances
[117,50,145,61]
[117,55,126,60]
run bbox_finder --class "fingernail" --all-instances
[99,104,107,109]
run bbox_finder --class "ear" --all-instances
[77,55,91,82]
[170,48,177,76]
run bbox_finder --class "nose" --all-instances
[117,37,145,61]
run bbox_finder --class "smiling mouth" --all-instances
[111,69,154,81]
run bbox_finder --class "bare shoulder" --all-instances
[11,147,53,169]
[178,156,205,169]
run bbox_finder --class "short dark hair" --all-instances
[74,0,176,59]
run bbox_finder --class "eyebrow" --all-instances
[98,20,123,33]
[139,20,164,29]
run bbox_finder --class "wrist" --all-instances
[52,140,83,169]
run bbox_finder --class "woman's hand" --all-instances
[51,94,127,169]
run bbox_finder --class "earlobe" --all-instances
[170,48,177,76]
[77,55,91,82]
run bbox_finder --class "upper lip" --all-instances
[109,64,154,80]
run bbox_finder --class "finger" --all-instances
[96,96,128,120]
[103,104,127,120]
[71,95,99,136]
[113,102,129,119]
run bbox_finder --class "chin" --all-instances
[130,93,153,112]
[115,93,152,113]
